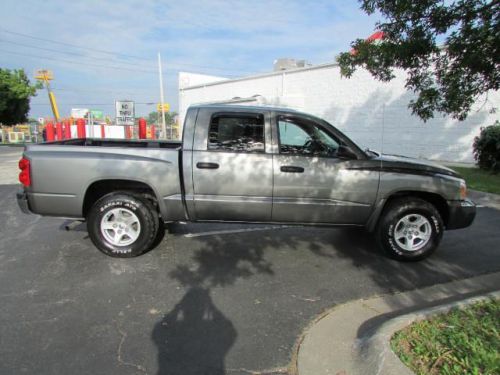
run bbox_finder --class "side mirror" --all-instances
[337,145,358,159]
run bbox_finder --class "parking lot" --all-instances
[1,146,499,375]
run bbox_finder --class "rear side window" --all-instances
[208,114,265,152]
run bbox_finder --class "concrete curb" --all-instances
[363,290,500,375]
[293,272,500,375]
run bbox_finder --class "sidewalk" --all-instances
[293,271,500,375]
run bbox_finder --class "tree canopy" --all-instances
[337,0,499,121]
[147,110,178,125]
[0,68,40,125]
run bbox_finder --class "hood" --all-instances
[374,153,460,178]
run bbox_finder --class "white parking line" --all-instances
[184,225,290,238]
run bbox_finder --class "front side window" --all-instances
[278,116,339,157]
[208,114,265,152]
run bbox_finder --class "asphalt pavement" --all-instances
[1,146,499,375]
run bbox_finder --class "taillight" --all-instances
[18,157,31,187]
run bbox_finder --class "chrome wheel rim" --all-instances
[100,208,141,246]
[394,214,432,252]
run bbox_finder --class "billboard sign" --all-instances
[71,108,89,119]
[90,110,104,119]
[115,101,135,125]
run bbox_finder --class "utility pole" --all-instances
[158,53,167,139]
[35,69,60,122]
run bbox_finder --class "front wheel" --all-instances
[87,192,158,258]
[376,197,443,261]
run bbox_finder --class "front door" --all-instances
[192,110,273,221]
[272,114,379,224]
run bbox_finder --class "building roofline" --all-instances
[180,61,340,91]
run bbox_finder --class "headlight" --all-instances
[460,180,467,200]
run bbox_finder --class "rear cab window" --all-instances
[208,113,265,153]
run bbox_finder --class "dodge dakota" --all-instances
[17,104,476,260]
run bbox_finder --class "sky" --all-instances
[0,0,381,119]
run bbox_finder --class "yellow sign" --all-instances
[35,69,54,81]
[157,103,170,112]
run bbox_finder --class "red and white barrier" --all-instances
[46,122,55,141]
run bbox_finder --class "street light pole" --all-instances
[158,52,167,139]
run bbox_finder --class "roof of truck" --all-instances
[188,103,301,114]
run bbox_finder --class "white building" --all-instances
[178,63,499,163]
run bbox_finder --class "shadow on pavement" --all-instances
[152,223,279,374]
[152,286,236,375]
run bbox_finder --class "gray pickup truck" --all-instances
[17,104,476,261]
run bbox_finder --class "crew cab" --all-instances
[17,105,476,260]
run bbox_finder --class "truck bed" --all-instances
[41,138,182,149]
[23,139,184,220]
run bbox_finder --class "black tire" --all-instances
[376,197,443,261]
[150,218,166,249]
[87,192,158,258]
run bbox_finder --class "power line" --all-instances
[31,102,156,106]
[0,27,149,61]
[0,39,153,68]
[0,49,161,74]
[0,48,244,78]
[0,28,263,74]
[52,87,154,94]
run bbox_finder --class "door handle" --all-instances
[196,162,219,169]
[280,166,304,173]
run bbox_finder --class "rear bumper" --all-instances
[16,190,32,214]
[446,199,476,230]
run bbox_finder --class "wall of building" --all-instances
[178,64,499,163]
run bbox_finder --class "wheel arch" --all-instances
[367,190,449,232]
[82,179,162,218]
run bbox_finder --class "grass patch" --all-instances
[391,299,500,375]
[450,167,500,195]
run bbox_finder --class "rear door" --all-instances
[271,113,379,224]
[191,108,273,221]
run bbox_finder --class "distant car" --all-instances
[17,105,475,261]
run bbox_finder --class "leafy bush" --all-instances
[473,122,500,172]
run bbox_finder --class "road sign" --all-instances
[115,101,135,125]
[34,69,54,81]
[157,103,170,112]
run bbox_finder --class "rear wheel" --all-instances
[87,192,158,258]
[376,197,443,261]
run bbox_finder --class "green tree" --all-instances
[147,110,178,125]
[0,68,40,125]
[337,0,499,121]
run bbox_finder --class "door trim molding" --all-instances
[191,194,272,204]
[273,197,370,207]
